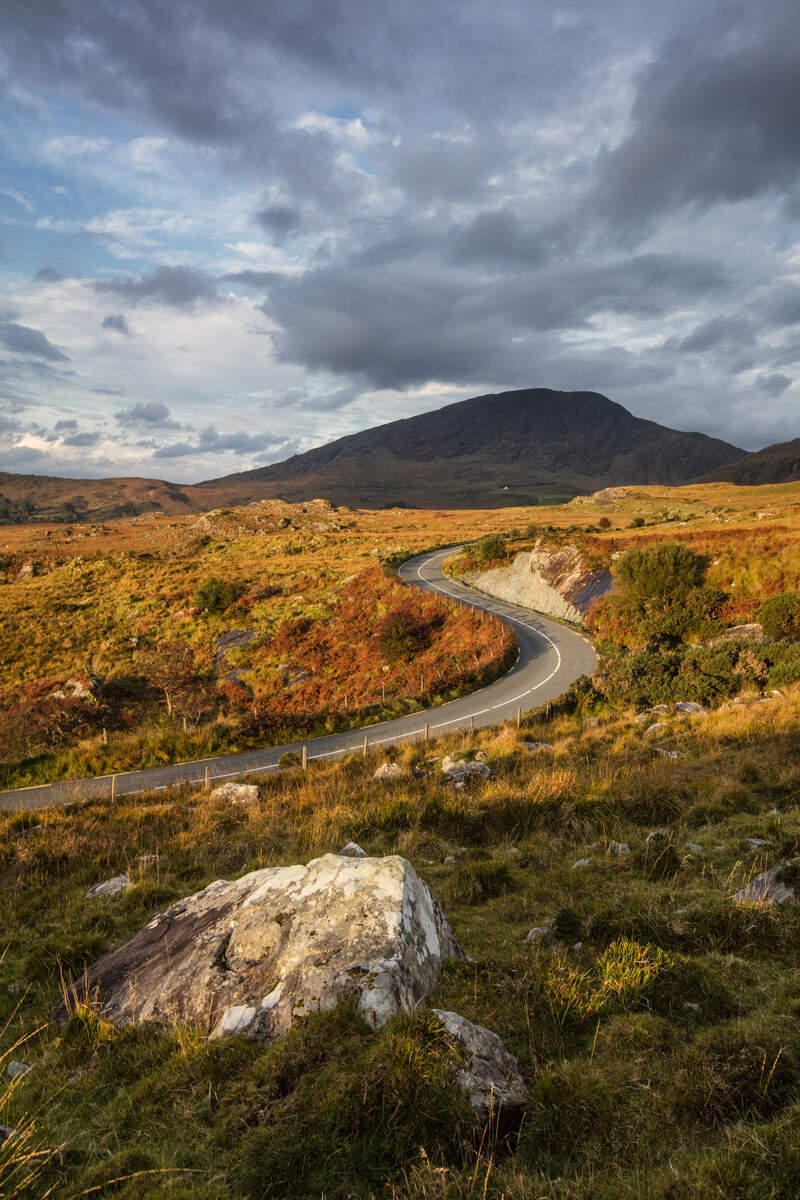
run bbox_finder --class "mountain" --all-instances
[694,437,800,486]
[202,388,747,508]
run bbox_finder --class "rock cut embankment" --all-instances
[459,541,611,625]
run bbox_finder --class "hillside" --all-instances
[696,437,800,486]
[0,471,249,524]
[203,388,746,509]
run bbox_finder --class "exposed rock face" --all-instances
[674,701,706,715]
[710,623,766,645]
[432,1009,527,1121]
[462,541,611,625]
[735,864,797,905]
[55,855,462,1039]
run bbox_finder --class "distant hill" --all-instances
[695,437,800,486]
[202,388,747,508]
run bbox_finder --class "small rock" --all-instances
[674,701,706,715]
[685,843,703,855]
[431,1009,527,1122]
[372,762,406,782]
[444,855,457,864]
[572,858,591,869]
[675,907,689,916]
[645,830,668,849]
[608,840,630,856]
[441,755,493,783]
[85,874,133,899]
[633,713,651,725]
[655,748,682,759]
[651,704,671,714]
[475,750,489,763]
[644,722,668,738]
[746,837,767,849]
[525,926,550,943]
[339,842,367,858]
[735,864,797,905]
[6,1061,30,1079]
[683,1002,700,1012]
[520,741,555,754]
[138,854,158,865]
[209,782,260,806]
[583,717,600,729]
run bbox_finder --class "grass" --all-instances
[1,683,800,1197]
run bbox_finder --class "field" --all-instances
[2,684,800,1198]
[2,481,800,1197]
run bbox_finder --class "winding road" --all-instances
[0,548,596,814]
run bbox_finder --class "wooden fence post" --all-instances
[110,774,117,802]
[301,745,308,772]
[363,736,368,757]
[469,715,475,736]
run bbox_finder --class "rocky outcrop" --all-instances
[734,864,797,905]
[55,854,462,1039]
[461,542,611,625]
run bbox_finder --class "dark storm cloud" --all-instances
[54,419,78,432]
[34,267,64,283]
[264,252,727,389]
[666,316,758,355]
[445,208,552,269]
[102,313,131,335]
[95,266,218,308]
[222,270,282,289]
[0,318,69,362]
[255,204,301,240]
[116,401,180,427]
[756,372,792,397]
[593,3,800,229]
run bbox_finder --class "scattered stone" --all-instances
[685,843,704,855]
[65,676,95,701]
[373,762,407,782]
[683,1002,700,1012]
[747,838,768,849]
[138,854,158,865]
[572,941,583,951]
[651,704,671,714]
[209,782,260,806]
[520,741,555,754]
[735,864,797,905]
[525,926,550,943]
[645,830,668,849]
[656,748,682,759]
[644,723,668,738]
[56,855,462,1040]
[674,701,706,715]
[6,1061,30,1079]
[85,874,133,899]
[475,750,489,763]
[583,717,600,729]
[17,562,35,580]
[572,858,591,869]
[431,1009,527,1122]
[608,840,630,856]
[441,755,493,782]
[444,855,457,864]
[339,842,367,858]
[675,907,689,916]
[633,713,651,725]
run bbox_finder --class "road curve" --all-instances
[0,547,596,814]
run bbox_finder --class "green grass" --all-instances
[2,690,800,1197]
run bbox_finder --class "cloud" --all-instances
[116,401,180,427]
[153,426,298,458]
[33,267,64,283]
[62,429,102,446]
[95,265,218,308]
[756,371,792,397]
[0,318,69,362]
[102,313,132,335]
[222,270,281,289]
[592,5,800,230]
[255,204,301,240]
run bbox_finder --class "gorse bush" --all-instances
[475,533,507,563]
[758,591,800,640]
[193,576,246,614]
[615,542,707,604]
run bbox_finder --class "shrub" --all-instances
[758,592,800,640]
[377,606,436,659]
[448,858,516,904]
[194,576,245,614]
[475,533,507,563]
[615,542,706,606]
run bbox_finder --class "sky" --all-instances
[1,0,799,482]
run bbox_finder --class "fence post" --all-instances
[469,715,475,736]
[111,774,117,802]
[424,723,430,743]
[204,766,210,789]
[363,736,368,757]
[517,707,522,729]
[302,745,308,772]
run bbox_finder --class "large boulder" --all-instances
[432,1009,527,1122]
[208,782,260,806]
[55,855,462,1039]
[441,755,493,782]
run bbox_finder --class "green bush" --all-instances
[194,576,246,614]
[758,592,800,640]
[615,542,706,606]
[475,533,507,563]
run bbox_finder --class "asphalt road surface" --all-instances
[0,547,597,814]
